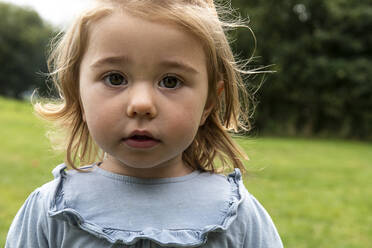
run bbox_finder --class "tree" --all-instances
[0,2,54,99]
[231,0,372,139]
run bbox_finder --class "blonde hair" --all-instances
[34,0,255,173]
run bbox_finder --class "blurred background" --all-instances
[0,0,371,247]
[232,0,372,140]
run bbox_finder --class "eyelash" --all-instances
[102,72,184,89]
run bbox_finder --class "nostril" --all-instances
[127,103,157,118]
[131,111,150,116]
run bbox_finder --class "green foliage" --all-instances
[0,2,55,99]
[231,0,372,140]
[1,97,371,247]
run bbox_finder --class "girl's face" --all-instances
[79,11,212,178]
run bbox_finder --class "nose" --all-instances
[126,83,157,119]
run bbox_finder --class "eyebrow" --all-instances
[90,55,200,75]
[158,60,199,75]
[90,55,130,68]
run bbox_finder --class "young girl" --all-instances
[6,0,283,247]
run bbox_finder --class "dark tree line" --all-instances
[232,0,372,140]
[0,2,54,99]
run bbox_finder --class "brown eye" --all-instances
[159,76,182,89]
[103,73,127,86]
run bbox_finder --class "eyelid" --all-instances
[101,70,124,79]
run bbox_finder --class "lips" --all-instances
[123,130,160,149]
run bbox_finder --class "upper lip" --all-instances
[126,130,159,140]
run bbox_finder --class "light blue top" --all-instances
[6,163,283,248]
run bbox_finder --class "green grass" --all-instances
[0,96,62,244]
[240,137,372,247]
[1,96,371,247]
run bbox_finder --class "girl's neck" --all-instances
[99,155,195,179]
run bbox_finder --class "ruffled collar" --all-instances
[48,164,245,247]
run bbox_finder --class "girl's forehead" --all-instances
[82,10,208,76]
[88,10,202,49]
[83,4,211,55]
[89,11,195,44]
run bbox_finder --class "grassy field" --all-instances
[1,96,371,247]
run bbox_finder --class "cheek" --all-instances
[83,101,120,135]
[165,103,204,139]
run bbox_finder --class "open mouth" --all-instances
[129,135,156,141]
[123,133,160,149]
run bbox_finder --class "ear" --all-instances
[200,81,224,126]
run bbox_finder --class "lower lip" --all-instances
[123,138,160,149]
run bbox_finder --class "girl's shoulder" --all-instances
[5,164,67,247]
